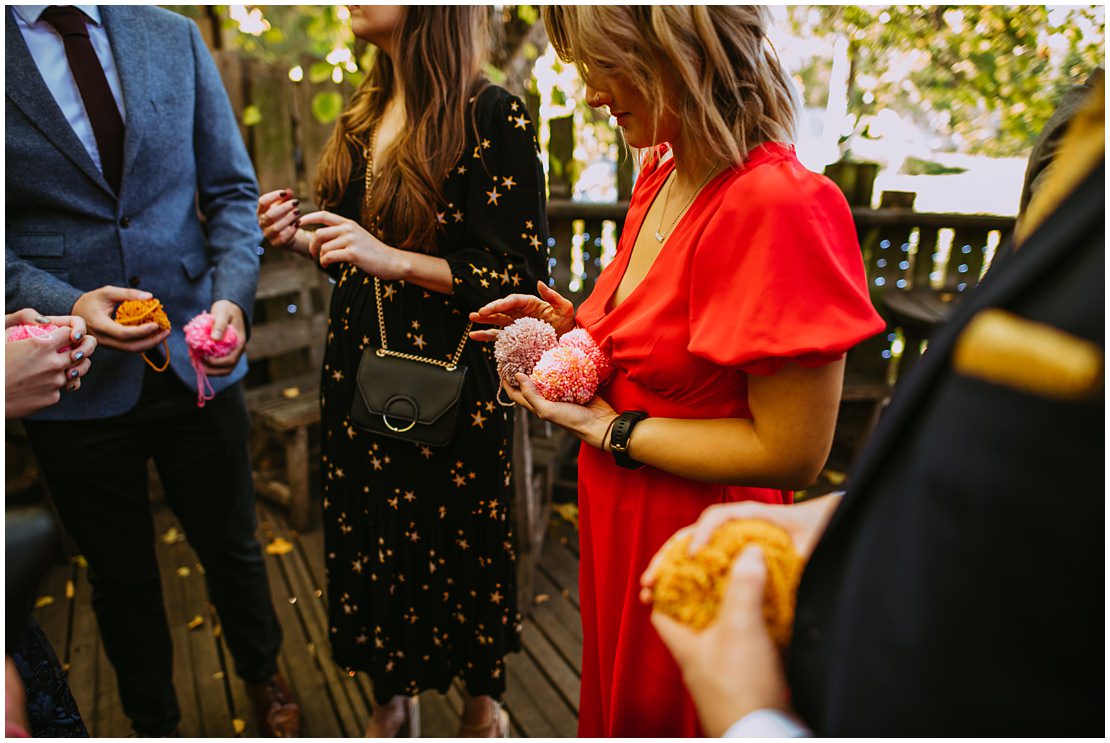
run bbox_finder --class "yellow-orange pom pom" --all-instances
[115,298,171,331]
[651,519,804,648]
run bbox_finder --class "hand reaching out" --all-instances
[468,281,577,341]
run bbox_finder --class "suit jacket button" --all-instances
[128,276,140,287]
[119,216,132,228]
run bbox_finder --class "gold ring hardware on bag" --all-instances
[381,395,419,433]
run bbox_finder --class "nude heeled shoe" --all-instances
[365,696,420,738]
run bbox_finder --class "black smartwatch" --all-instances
[608,410,648,469]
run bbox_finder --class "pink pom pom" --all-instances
[183,312,240,408]
[532,345,599,405]
[6,323,70,353]
[184,312,239,359]
[494,317,558,387]
[559,328,612,384]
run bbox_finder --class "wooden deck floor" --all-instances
[33,497,583,737]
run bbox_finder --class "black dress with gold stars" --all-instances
[319,85,549,703]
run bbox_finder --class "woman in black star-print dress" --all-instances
[256,6,548,736]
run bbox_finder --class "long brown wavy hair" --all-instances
[543,6,797,168]
[315,7,488,253]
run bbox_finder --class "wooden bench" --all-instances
[245,257,331,531]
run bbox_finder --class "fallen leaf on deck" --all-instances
[561,589,570,599]
[823,469,847,486]
[552,502,579,527]
[232,718,246,735]
[72,555,88,568]
[213,671,225,681]
[161,527,184,545]
[265,537,294,555]
[187,615,205,630]
[534,593,550,605]
[281,387,301,399]
[176,566,191,578]
[65,581,75,599]
[34,595,54,608]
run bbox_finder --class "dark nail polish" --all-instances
[293,199,300,206]
[294,209,301,216]
[73,332,83,341]
[69,368,80,379]
[67,383,77,392]
[73,351,84,361]
[283,189,292,197]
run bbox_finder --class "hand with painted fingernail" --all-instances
[258,188,312,258]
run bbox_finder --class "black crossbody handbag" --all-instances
[349,276,471,447]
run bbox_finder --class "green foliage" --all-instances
[789,5,1105,157]
[901,156,967,176]
[242,104,262,127]
[311,91,344,125]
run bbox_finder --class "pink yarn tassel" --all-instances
[183,312,239,408]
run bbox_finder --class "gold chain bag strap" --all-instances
[348,125,471,446]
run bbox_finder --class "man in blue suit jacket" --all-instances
[6,6,300,736]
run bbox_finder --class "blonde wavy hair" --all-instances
[315,7,488,253]
[543,6,797,166]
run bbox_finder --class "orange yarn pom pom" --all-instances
[651,519,804,648]
[115,298,171,331]
[114,298,172,372]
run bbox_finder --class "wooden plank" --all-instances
[244,371,319,407]
[61,560,100,734]
[247,60,297,193]
[520,621,580,712]
[256,262,328,300]
[265,507,370,732]
[504,643,575,737]
[151,510,204,738]
[528,572,583,675]
[944,226,990,293]
[255,505,364,737]
[537,530,580,609]
[246,315,327,361]
[152,503,239,737]
[253,395,320,431]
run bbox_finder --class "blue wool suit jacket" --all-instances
[5,5,261,421]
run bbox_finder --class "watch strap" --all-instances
[609,410,648,469]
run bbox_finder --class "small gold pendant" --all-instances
[654,231,665,242]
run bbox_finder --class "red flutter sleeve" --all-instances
[687,156,884,375]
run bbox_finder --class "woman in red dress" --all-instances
[473,7,885,736]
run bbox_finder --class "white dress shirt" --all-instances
[12,4,127,174]
[724,708,811,738]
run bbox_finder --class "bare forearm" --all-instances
[610,416,828,489]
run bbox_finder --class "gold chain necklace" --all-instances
[654,157,722,243]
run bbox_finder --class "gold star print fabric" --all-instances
[318,86,549,705]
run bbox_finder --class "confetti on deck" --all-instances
[187,615,205,630]
[265,537,294,555]
[34,595,54,608]
[161,527,184,545]
[176,566,191,578]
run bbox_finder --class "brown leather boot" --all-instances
[246,673,301,737]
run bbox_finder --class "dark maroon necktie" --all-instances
[41,5,125,193]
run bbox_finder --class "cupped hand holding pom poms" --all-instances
[184,312,240,407]
[115,298,172,371]
[493,318,611,405]
[649,519,804,649]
